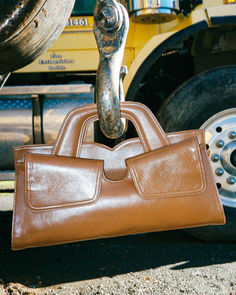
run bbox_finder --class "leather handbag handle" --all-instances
[52,102,170,157]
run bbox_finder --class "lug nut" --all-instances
[211,154,220,162]
[215,167,224,176]
[228,131,236,139]
[216,140,225,148]
[227,176,236,185]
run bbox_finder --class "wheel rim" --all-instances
[201,108,236,208]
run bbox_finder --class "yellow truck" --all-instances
[1,0,236,241]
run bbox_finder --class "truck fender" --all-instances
[124,4,236,101]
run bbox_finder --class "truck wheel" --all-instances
[156,66,236,242]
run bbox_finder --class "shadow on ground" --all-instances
[0,212,235,287]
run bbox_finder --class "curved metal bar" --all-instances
[93,0,129,139]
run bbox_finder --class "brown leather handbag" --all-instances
[12,102,225,250]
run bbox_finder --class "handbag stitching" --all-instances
[15,145,53,164]
[11,163,20,249]
[76,114,144,155]
[75,108,168,155]
[14,144,53,150]
[167,130,205,144]
[74,111,150,155]
[25,155,103,211]
[77,114,105,156]
[12,142,226,250]
[12,104,226,250]
[132,103,169,146]
[128,138,207,199]
[53,102,169,156]
[81,137,142,152]
[53,104,95,155]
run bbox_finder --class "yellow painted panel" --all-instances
[18,50,98,73]
[17,1,229,75]
[126,22,160,47]
[54,21,159,51]
[18,49,134,73]
[123,48,135,68]
[51,31,96,50]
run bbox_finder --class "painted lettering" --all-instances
[66,17,89,27]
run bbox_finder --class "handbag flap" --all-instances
[126,137,207,199]
[25,153,103,211]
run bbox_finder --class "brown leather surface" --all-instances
[25,154,103,210]
[12,102,225,250]
[127,137,206,199]
[52,102,170,157]
[13,130,206,181]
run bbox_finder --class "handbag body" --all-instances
[12,102,225,250]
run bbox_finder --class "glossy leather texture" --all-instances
[12,102,225,250]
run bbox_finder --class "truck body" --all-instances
[1,0,236,241]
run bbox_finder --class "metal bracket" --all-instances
[179,0,203,16]
[0,73,10,89]
[93,0,129,139]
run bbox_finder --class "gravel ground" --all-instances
[0,213,235,295]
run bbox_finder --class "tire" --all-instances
[0,0,75,74]
[157,65,236,242]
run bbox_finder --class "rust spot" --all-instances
[34,19,39,28]
[104,46,115,52]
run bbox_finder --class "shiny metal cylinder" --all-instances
[127,0,179,24]
[43,92,94,144]
[0,84,94,172]
[0,96,33,170]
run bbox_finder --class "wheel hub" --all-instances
[231,149,236,168]
[221,141,236,176]
[201,108,236,208]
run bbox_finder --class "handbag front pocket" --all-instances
[25,153,103,211]
[126,137,207,199]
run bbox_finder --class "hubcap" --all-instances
[201,108,236,208]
